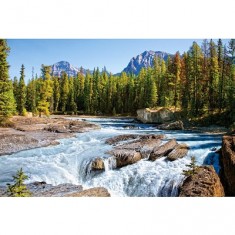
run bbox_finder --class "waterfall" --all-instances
[0,117,222,196]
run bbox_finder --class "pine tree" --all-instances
[53,77,60,112]
[182,156,199,176]
[67,77,77,114]
[26,78,37,114]
[7,168,31,197]
[37,65,53,117]
[17,64,27,115]
[60,72,69,113]
[227,39,235,121]
[208,39,219,114]
[0,39,16,118]
[172,51,181,110]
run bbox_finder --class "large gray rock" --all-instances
[137,108,175,124]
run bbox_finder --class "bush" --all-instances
[6,168,32,197]
[182,156,199,177]
[0,116,15,128]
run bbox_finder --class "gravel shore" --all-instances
[0,116,100,156]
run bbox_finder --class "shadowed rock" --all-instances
[220,135,235,195]
[167,143,189,161]
[179,166,224,197]
[158,120,184,130]
[149,139,178,161]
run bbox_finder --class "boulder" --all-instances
[105,134,142,145]
[220,135,235,196]
[179,166,225,197]
[115,138,162,159]
[91,157,105,171]
[167,143,189,161]
[108,149,142,168]
[158,120,184,130]
[149,139,178,161]
[65,187,111,197]
[137,108,175,124]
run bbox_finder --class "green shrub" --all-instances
[182,156,199,177]
[6,168,32,197]
[0,116,15,128]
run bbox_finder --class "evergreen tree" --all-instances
[208,39,219,114]
[53,77,60,112]
[172,52,181,110]
[60,72,69,113]
[17,64,27,115]
[0,39,16,118]
[37,65,53,117]
[26,78,37,114]
[7,168,31,197]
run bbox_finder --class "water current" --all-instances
[0,118,222,196]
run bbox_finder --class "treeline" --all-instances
[1,39,235,124]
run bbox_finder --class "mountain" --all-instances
[51,61,80,77]
[122,50,171,75]
[50,61,109,77]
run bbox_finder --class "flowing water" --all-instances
[0,118,222,197]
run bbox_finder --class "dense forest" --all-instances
[0,39,235,126]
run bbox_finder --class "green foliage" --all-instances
[17,64,27,115]
[0,116,15,127]
[182,156,199,176]
[0,39,16,117]
[6,168,32,197]
[5,38,231,126]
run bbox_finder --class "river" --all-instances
[0,117,222,196]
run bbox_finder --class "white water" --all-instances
[0,118,222,197]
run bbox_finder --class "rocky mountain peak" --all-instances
[122,50,171,75]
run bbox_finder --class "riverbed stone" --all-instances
[158,120,184,130]
[149,139,178,161]
[91,157,105,171]
[167,143,189,161]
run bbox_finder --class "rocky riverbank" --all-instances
[0,116,100,156]
[0,182,110,197]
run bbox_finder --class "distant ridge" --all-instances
[122,50,171,75]
[50,61,108,77]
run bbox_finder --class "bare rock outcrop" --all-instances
[65,187,111,197]
[137,108,175,124]
[179,166,225,197]
[149,139,178,161]
[167,143,189,161]
[220,135,235,196]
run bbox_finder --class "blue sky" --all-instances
[7,39,230,81]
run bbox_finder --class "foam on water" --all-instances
[0,118,222,196]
